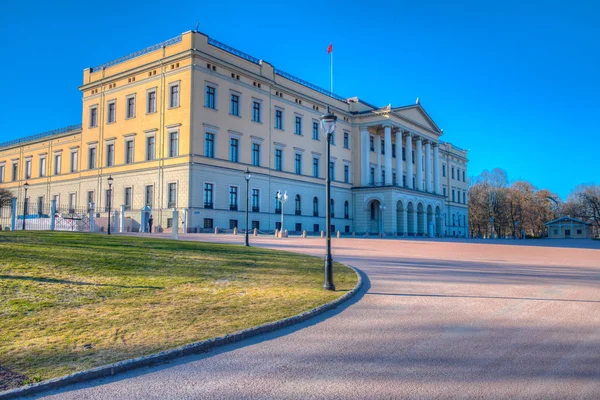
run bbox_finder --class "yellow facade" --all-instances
[0,30,468,234]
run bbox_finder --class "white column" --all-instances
[375,135,382,185]
[405,133,413,189]
[360,128,369,185]
[433,143,440,194]
[416,137,423,191]
[384,125,392,185]
[395,131,403,186]
[425,141,432,192]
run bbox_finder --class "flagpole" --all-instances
[330,49,333,95]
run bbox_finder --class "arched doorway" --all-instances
[407,202,415,236]
[435,206,442,237]
[368,199,381,234]
[426,205,434,237]
[417,203,425,236]
[396,200,405,236]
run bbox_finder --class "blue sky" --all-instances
[1,0,598,199]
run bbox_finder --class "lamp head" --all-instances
[320,110,337,136]
[23,181,29,190]
[244,168,251,181]
[107,175,114,186]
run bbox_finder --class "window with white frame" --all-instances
[146,136,155,161]
[275,148,283,171]
[251,189,260,212]
[70,150,78,173]
[312,121,319,140]
[54,153,61,175]
[312,157,319,178]
[25,159,32,179]
[344,131,350,149]
[230,92,240,116]
[0,164,4,183]
[88,146,96,170]
[68,193,76,212]
[169,82,180,108]
[169,131,179,157]
[329,161,335,181]
[205,132,214,158]
[252,142,260,167]
[125,140,134,164]
[294,115,302,135]
[275,108,283,130]
[206,85,216,109]
[39,155,46,177]
[294,153,302,175]
[229,186,238,210]
[124,187,132,211]
[89,105,98,128]
[168,182,177,208]
[126,95,136,119]
[369,136,374,151]
[107,100,116,123]
[203,183,213,208]
[106,143,115,167]
[230,138,239,162]
[147,89,157,114]
[145,185,154,208]
[344,164,350,183]
[12,162,18,181]
[252,100,261,122]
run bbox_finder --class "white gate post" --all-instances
[120,205,125,233]
[89,202,95,233]
[11,198,17,231]
[172,209,179,240]
[182,208,187,234]
[50,199,57,231]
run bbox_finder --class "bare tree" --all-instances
[0,187,13,208]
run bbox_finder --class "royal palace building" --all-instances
[0,30,469,236]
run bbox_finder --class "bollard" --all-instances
[119,205,125,233]
[253,227,257,236]
[172,210,179,240]
[233,227,238,235]
[275,229,279,238]
[214,226,218,235]
[320,230,324,238]
[302,230,307,238]
[352,231,355,238]
[336,230,340,239]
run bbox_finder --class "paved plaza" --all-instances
[34,236,600,399]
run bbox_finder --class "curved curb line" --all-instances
[0,266,362,400]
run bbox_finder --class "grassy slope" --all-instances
[0,232,356,386]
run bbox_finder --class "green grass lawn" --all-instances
[0,232,357,389]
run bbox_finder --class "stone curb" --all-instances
[0,266,362,400]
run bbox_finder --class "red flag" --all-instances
[327,44,333,54]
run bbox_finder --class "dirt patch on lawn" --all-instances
[0,365,26,391]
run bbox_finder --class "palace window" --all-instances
[252,101,261,122]
[169,83,180,108]
[106,143,114,167]
[295,116,302,135]
[344,165,350,183]
[145,185,154,208]
[107,101,116,123]
[313,197,319,216]
[312,122,319,140]
[169,131,179,157]
[275,109,283,130]
[205,133,214,158]
[206,86,216,109]
[230,93,239,116]
[344,132,350,149]
[125,140,134,164]
[275,148,283,171]
[295,194,301,215]
[126,95,136,119]
[146,136,155,161]
[252,143,260,167]
[88,147,96,170]
[313,157,319,178]
[230,138,239,162]
[229,186,238,211]
[203,183,213,208]
[294,153,302,175]
[168,183,177,208]
[147,90,156,113]
[251,189,260,212]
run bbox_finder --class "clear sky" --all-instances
[1,0,598,199]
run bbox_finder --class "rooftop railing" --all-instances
[90,36,182,73]
[0,124,82,150]
[274,69,348,103]
[208,38,261,65]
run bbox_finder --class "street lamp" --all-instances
[276,190,288,238]
[22,181,29,231]
[244,168,251,246]
[379,203,386,237]
[320,109,337,291]
[107,175,114,235]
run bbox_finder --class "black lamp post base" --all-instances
[323,256,335,291]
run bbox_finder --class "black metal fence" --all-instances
[11,201,90,232]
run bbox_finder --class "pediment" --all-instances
[393,105,442,135]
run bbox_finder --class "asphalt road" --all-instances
[32,236,600,399]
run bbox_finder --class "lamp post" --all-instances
[276,190,288,237]
[107,175,113,235]
[379,203,386,237]
[320,109,337,291]
[244,168,251,246]
[22,181,29,231]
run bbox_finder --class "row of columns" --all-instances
[360,125,441,194]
